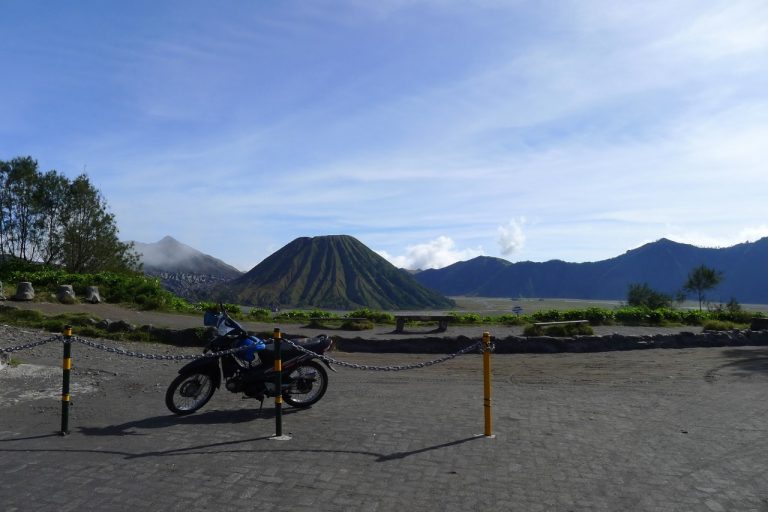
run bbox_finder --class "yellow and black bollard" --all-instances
[482,331,494,438]
[60,325,73,436]
[270,328,291,440]
[274,328,283,436]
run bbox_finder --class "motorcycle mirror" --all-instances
[203,311,219,326]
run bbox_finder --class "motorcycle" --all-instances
[165,304,333,416]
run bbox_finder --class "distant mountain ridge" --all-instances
[213,235,454,310]
[413,237,768,303]
[133,236,243,301]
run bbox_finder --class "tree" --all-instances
[0,156,139,273]
[683,265,724,311]
[0,157,43,261]
[627,282,671,309]
[34,169,70,265]
[59,174,139,273]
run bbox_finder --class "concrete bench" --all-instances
[533,320,589,327]
[394,315,451,334]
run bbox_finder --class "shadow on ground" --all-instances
[705,348,768,382]
[0,423,483,463]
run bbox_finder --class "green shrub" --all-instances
[247,308,272,322]
[347,308,394,323]
[496,313,525,325]
[583,307,615,325]
[703,319,746,331]
[0,267,198,313]
[448,312,482,324]
[531,309,564,322]
[274,310,313,323]
[709,308,756,324]
[681,310,707,325]
[308,309,335,320]
[613,306,683,326]
[614,307,647,325]
[557,308,614,325]
[658,308,683,323]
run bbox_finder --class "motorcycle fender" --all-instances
[177,357,221,389]
[320,359,337,373]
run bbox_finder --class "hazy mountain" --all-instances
[133,236,243,300]
[414,237,768,303]
[213,235,455,310]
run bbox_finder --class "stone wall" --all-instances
[334,329,768,354]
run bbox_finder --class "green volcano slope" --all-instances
[215,235,454,310]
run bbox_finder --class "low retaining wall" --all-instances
[335,329,768,354]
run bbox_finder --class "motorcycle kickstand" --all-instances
[257,397,265,417]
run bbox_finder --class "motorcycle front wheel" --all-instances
[283,360,328,408]
[165,372,216,415]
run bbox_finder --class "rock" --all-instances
[85,286,101,304]
[96,319,112,330]
[56,285,77,304]
[12,282,34,301]
[107,320,136,333]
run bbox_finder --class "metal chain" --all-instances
[282,338,484,371]
[1,334,490,368]
[0,335,63,354]
[71,336,252,361]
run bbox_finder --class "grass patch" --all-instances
[702,320,749,331]
[0,305,204,346]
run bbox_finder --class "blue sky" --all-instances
[2,1,767,271]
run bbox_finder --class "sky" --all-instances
[1,1,767,271]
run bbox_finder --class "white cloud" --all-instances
[377,236,483,270]
[497,218,526,257]
[660,225,768,249]
[654,1,768,60]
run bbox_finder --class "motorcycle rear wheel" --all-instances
[283,360,328,408]
[166,372,216,415]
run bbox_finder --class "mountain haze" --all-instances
[134,236,243,300]
[414,238,768,303]
[214,235,454,310]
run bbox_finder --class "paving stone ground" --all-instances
[2,325,768,511]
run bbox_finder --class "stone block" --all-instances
[56,285,77,304]
[12,282,34,301]
[85,286,101,304]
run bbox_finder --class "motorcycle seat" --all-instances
[264,335,331,356]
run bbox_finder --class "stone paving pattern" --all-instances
[2,325,768,511]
